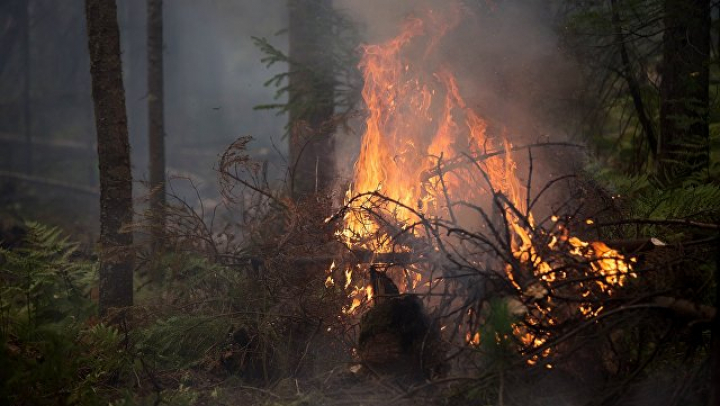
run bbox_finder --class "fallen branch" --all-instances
[0,170,99,197]
[653,296,716,322]
[223,250,426,268]
[595,218,720,231]
[605,238,667,253]
[421,141,584,181]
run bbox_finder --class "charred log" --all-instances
[369,265,399,305]
[358,295,445,379]
[219,325,276,384]
[653,296,716,323]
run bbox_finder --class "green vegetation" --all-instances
[0,223,281,405]
[0,222,127,405]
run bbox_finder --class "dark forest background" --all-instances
[0,1,719,405]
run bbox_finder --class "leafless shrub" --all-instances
[324,144,646,378]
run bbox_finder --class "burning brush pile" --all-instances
[323,6,637,371]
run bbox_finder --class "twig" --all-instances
[389,375,485,401]
[422,141,584,181]
[225,384,284,399]
[436,154,458,225]
[220,170,288,211]
[594,218,719,231]
[528,174,576,213]
[525,147,533,217]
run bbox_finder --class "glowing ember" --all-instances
[465,331,481,346]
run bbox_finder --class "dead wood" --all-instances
[653,296,716,323]
[595,218,720,231]
[358,295,445,379]
[605,238,667,253]
[420,141,584,182]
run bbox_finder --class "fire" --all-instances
[341,13,470,253]
[331,6,635,361]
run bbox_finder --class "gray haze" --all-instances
[118,0,289,194]
[0,0,290,206]
[335,0,579,138]
[0,0,582,232]
[333,0,583,209]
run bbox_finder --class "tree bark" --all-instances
[657,0,710,184]
[147,0,165,251]
[709,234,720,406]
[84,0,134,316]
[288,0,335,198]
[0,2,19,76]
[19,0,32,175]
[609,0,658,160]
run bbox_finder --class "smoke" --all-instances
[117,0,290,199]
[335,0,424,43]
[333,0,584,213]
[335,0,579,132]
[326,4,612,401]
[0,0,294,237]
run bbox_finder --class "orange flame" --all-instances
[334,7,635,360]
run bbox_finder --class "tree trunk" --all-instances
[283,4,337,375]
[20,0,32,175]
[0,2,19,76]
[84,0,134,316]
[609,0,657,162]
[709,234,720,406]
[147,0,165,251]
[657,0,710,184]
[288,0,335,198]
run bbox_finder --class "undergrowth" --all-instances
[0,222,276,405]
[587,161,720,239]
[0,222,132,405]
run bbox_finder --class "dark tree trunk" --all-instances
[285,0,337,376]
[358,295,445,379]
[710,234,720,406]
[20,0,31,175]
[0,2,20,76]
[610,0,657,162]
[657,0,710,184]
[288,0,335,198]
[147,0,165,251]
[84,0,134,316]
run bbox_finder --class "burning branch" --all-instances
[420,141,584,183]
[314,6,644,374]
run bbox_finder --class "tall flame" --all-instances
[334,7,635,356]
[342,10,485,252]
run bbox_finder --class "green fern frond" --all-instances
[632,184,720,221]
[0,222,96,332]
[135,315,229,369]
